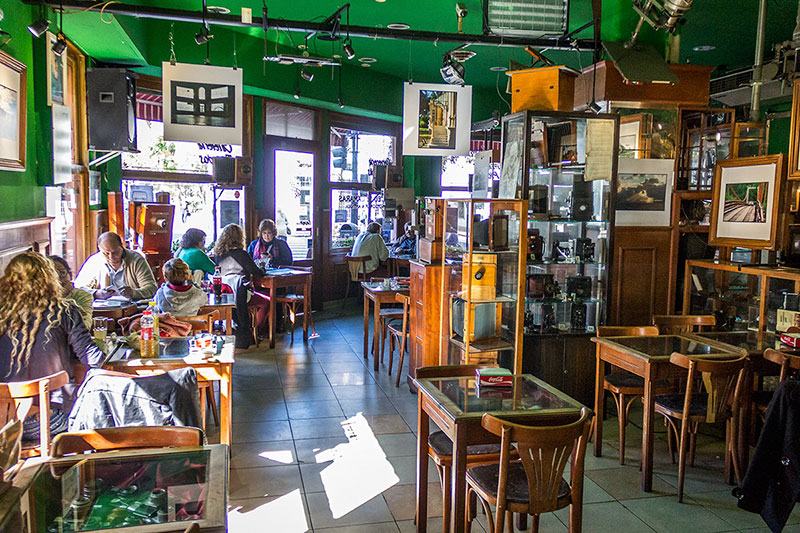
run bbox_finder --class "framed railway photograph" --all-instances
[709,155,785,249]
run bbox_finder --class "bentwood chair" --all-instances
[176,310,221,427]
[368,278,405,362]
[750,348,800,433]
[416,364,512,533]
[465,408,593,533]
[654,353,748,502]
[0,371,69,459]
[51,426,204,457]
[274,266,317,344]
[597,326,671,465]
[345,255,370,299]
[652,315,716,335]
[386,293,411,387]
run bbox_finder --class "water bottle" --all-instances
[140,310,155,358]
[147,301,160,355]
[213,266,222,298]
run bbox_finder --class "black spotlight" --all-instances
[0,30,10,49]
[300,68,314,82]
[195,31,213,45]
[588,101,602,114]
[440,54,465,85]
[342,39,355,60]
[28,17,50,38]
[338,97,344,108]
[294,87,301,100]
[52,33,67,55]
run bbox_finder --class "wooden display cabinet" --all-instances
[407,260,442,389]
[675,107,734,191]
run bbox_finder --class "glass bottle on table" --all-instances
[213,266,222,298]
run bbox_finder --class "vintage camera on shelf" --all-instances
[551,239,574,262]
[566,276,592,300]
[529,185,549,219]
[528,273,559,299]
[571,302,587,330]
[570,180,594,221]
[527,229,544,261]
[575,238,595,262]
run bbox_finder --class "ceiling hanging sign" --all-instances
[402,82,472,157]
[162,62,243,146]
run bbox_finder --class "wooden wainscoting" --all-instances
[0,218,54,273]
[610,226,673,326]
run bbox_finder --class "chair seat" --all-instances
[604,372,670,392]
[467,462,570,505]
[428,430,502,458]
[654,393,711,417]
[380,308,404,318]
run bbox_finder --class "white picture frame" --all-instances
[615,158,674,227]
[402,82,472,157]
[162,62,243,145]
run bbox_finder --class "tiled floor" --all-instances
[217,302,797,532]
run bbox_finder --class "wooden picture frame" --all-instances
[789,78,800,179]
[0,50,26,171]
[709,154,785,249]
[46,32,67,106]
[619,113,653,159]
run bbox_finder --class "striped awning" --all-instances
[137,92,162,122]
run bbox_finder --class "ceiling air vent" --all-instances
[484,0,569,38]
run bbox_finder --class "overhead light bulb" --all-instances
[27,17,50,38]
[301,68,314,82]
[51,33,67,55]
[342,39,355,60]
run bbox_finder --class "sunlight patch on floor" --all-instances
[258,449,295,464]
[227,489,309,533]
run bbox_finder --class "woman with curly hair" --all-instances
[0,252,104,440]
[214,224,268,348]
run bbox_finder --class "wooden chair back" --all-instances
[653,315,715,335]
[763,348,800,383]
[0,371,69,458]
[481,408,592,515]
[346,255,370,282]
[669,353,747,424]
[597,326,659,337]
[51,426,204,457]
[415,364,494,380]
[175,309,220,334]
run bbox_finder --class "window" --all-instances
[441,154,474,191]
[330,189,385,249]
[265,101,317,141]
[330,127,395,184]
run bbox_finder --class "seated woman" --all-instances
[247,219,293,267]
[49,255,93,329]
[176,228,216,281]
[0,252,104,441]
[154,258,208,317]
[215,224,269,348]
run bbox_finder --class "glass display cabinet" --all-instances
[675,107,734,190]
[439,198,527,373]
[500,110,618,407]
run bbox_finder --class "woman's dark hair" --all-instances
[48,255,72,276]
[180,228,207,250]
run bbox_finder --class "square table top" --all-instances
[685,330,786,355]
[361,281,410,294]
[414,374,585,422]
[105,335,236,367]
[592,334,742,362]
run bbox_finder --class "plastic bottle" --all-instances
[140,309,155,358]
[147,301,160,356]
[213,266,222,297]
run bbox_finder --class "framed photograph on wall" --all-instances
[788,78,800,179]
[46,32,67,106]
[402,82,472,156]
[615,158,674,226]
[709,154,785,249]
[619,113,653,159]
[162,62,243,145]
[0,50,26,171]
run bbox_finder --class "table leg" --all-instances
[373,299,381,371]
[593,346,604,457]
[303,277,311,343]
[363,293,369,360]
[225,308,232,335]
[641,366,655,492]
[737,364,753,475]
[450,424,468,533]
[219,364,232,446]
[268,281,277,349]
[416,397,429,533]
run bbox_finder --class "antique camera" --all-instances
[551,239,573,262]
[529,185,549,218]
[575,238,595,262]
[490,214,509,251]
[571,302,587,330]
[544,278,560,299]
[527,229,544,261]
[566,276,592,300]
[528,273,555,298]
[541,303,556,333]
[570,180,593,221]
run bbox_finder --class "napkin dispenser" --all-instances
[476,367,513,387]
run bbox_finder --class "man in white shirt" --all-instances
[75,232,157,300]
[350,222,390,275]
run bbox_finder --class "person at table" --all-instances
[351,222,390,276]
[49,255,93,329]
[247,219,293,267]
[215,224,269,348]
[154,258,208,317]
[176,228,216,280]
[0,252,104,441]
[391,221,416,256]
[75,232,157,301]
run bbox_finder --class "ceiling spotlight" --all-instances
[52,33,67,55]
[359,57,376,63]
[588,101,602,114]
[342,39,355,60]
[338,97,344,108]
[489,66,508,72]
[387,23,410,30]
[294,87,301,100]
[206,5,230,14]
[692,45,715,52]
[195,31,213,45]
[440,53,465,85]
[28,17,50,38]
[301,68,314,82]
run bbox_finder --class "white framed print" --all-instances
[162,62,242,145]
[615,158,674,226]
[402,82,472,157]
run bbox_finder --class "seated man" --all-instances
[351,222,390,276]
[75,232,157,300]
[392,222,416,255]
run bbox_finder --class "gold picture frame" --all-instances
[709,154,785,249]
[788,78,800,179]
[0,49,26,171]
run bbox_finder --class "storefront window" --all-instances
[330,189,385,249]
[330,127,394,184]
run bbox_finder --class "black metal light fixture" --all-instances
[440,52,465,85]
[28,4,50,38]
[300,68,314,81]
[342,38,355,60]
[51,4,66,55]
[195,0,214,45]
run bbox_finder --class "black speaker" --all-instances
[213,157,253,186]
[86,68,137,152]
[571,179,593,221]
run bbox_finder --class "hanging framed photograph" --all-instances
[615,158,674,226]
[709,155,785,249]
[162,62,243,145]
[46,32,67,106]
[0,50,26,171]
[402,82,472,156]
[788,78,800,179]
